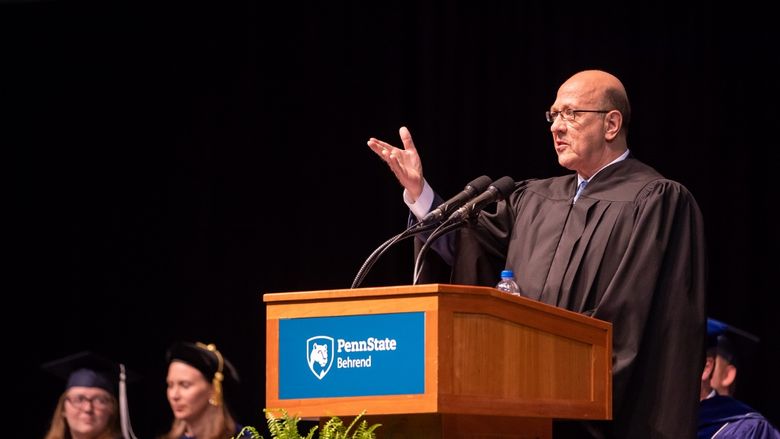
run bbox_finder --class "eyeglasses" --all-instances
[66,394,112,410]
[546,108,610,123]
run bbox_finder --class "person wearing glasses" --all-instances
[367,69,707,438]
[160,341,247,439]
[41,351,139,439]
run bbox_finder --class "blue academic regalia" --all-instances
[699,394,780,438]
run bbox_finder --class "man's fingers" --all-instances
[370,138,397,150]
[399,126,417,152]
[387,153,406,180]
[367,139,392,161]
[367,139,384,155]
[368,127,416,168]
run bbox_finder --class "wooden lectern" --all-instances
[264,284,611,439]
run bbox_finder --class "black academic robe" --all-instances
[436,157,708,438]
[699,395,780,439]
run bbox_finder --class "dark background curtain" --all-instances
[7,1,777,437]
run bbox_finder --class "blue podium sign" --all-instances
[278,312,425,399]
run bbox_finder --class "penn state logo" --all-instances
[307,336,334,380]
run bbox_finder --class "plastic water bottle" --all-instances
[496,269,521,296]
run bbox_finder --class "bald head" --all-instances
[560,70,631,132]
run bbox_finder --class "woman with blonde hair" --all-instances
[42,351,138,439]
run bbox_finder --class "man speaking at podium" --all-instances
[367,70,707,439]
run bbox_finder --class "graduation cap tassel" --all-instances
[119,364,139,439]
[198,342,225,407]
[211,371,224,407]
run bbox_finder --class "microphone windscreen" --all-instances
[491,176,516,198]
[468,175,493,193]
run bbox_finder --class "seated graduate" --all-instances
[41,351,140,439]
[699,318,780,438]
[160,341,247,439]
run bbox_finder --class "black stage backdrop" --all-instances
[7,2,778,437]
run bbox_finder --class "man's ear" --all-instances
[713,359,738,390]
[702,356,715,381]
[721,364,738,388]
[604,110,622,141]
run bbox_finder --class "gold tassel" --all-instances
[197,342,224,407]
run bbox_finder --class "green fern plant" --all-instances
[234,426,263,439]
[233,408,380,439]
[318,410,381,439]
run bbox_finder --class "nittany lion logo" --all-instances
[306,336,334,380]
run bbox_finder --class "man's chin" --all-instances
[557,156,576,171]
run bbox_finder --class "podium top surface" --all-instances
[263,283,489,301]
[263,283,609,329]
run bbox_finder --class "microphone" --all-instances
[419,175,493,226]
[447,176,515,222]
[352,176,492,288]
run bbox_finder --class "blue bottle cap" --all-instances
[500,269,514,278]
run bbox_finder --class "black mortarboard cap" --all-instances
[706,318,760,367]
[166,341,240,383]
[166,341,239,407]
